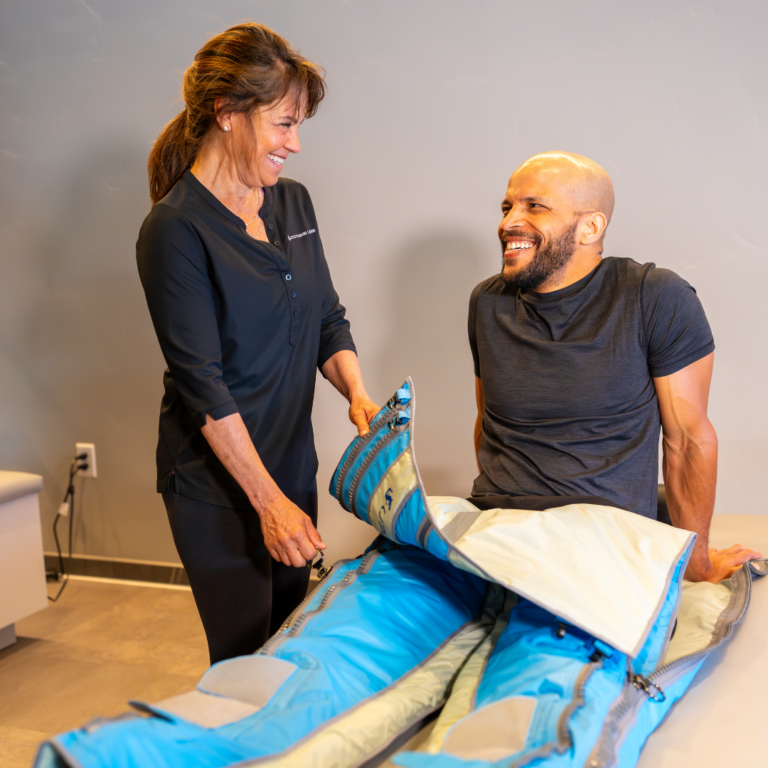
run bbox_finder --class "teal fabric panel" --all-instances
[632,555,688,676]
[39,546,487,768]
[393,489,429,547]
[614,665,703,767]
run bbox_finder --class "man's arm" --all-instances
[654,352,761,582]
[474,376,484,472]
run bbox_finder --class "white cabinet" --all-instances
[0,471,47,650]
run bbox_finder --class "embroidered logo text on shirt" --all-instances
[287,228,317,241]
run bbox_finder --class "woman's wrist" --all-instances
[347,385,369,403]
[247,474,284,517]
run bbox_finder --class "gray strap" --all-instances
[442,511,482,544]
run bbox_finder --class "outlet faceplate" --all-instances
[75,443,97,478]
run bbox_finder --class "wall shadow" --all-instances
[375,231,491,498]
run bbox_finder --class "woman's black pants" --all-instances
[162,485,317,666]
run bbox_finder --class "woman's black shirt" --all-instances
[137,171,356,509]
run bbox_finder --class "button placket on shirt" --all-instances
[266,212,299,346]
[286,269,299,344]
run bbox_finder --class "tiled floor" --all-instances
[0,579,208,768]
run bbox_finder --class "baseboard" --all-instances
[44,552,322,590]
[44,552,189,586]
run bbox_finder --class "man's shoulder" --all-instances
[603,256,691,293]
[601,256,654,284]
[471,274,505,304]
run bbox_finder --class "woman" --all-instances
[137,22,377,664]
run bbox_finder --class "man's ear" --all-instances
[579,212,608,246]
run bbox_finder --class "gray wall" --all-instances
[1,0,766,565]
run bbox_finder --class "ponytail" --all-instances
[148,109,201,205]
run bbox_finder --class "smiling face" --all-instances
[227,92,305,188]
[499,163,584,290]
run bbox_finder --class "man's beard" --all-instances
[501,221,578,291]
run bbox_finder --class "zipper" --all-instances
[346,422,407,513]
[643,562,753,691]
[555,653,605,748]
[585,563,756,768]
[333,390,412,507]
[333,406,397,504]
[261,555,359,648]
[260,548,383,657]
[499,652,606,768]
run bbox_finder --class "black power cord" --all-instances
[47,453,88,603]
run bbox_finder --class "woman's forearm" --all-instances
[200,411,281,511]
[321,349,368,400]
[200,411,325,566]
[321,350,379,436]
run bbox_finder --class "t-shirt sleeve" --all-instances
[136,204,238,428]
[641,266,715,378]
[468,281,484,378]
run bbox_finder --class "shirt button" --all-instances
[274,239,281,247]
[293,310,298,317]
[285,274,292,281]
[292,292,296,298]
[267,224,275,230]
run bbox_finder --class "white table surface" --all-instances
[378,514,768,767]
[637,514,768,766]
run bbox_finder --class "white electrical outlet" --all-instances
[75,442,97,478]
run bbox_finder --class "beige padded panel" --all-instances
[148,655,297,729]
[369,449,418,539]
[198,655,297,707]
[429,499,694,656]
[152,689,259,729]
[663,580,733,664]
[443,696,537,761]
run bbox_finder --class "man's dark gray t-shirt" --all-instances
[468,257,715,518]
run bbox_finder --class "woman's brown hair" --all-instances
[148,23,325,204]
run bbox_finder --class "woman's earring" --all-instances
[223,126,230,132]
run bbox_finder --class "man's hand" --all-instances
[259,494,326,568]
[349,395,379,437]
[686,544,763,583]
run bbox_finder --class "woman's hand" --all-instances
[349,395,379,437]
[201,412,325,568]
[321,350,379,436]
[259,494,326,567]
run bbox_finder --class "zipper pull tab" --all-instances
[592,639,614,659]
[631,673,666,702]
[555,619,568,639]
[307,550,331,579]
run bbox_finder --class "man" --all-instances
[469,151,760,583]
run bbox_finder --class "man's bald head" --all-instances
[498,152,615,292]
[513,151,615,226]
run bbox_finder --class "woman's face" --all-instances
[227,94,304,188]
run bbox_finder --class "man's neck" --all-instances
[534,252,603,293]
